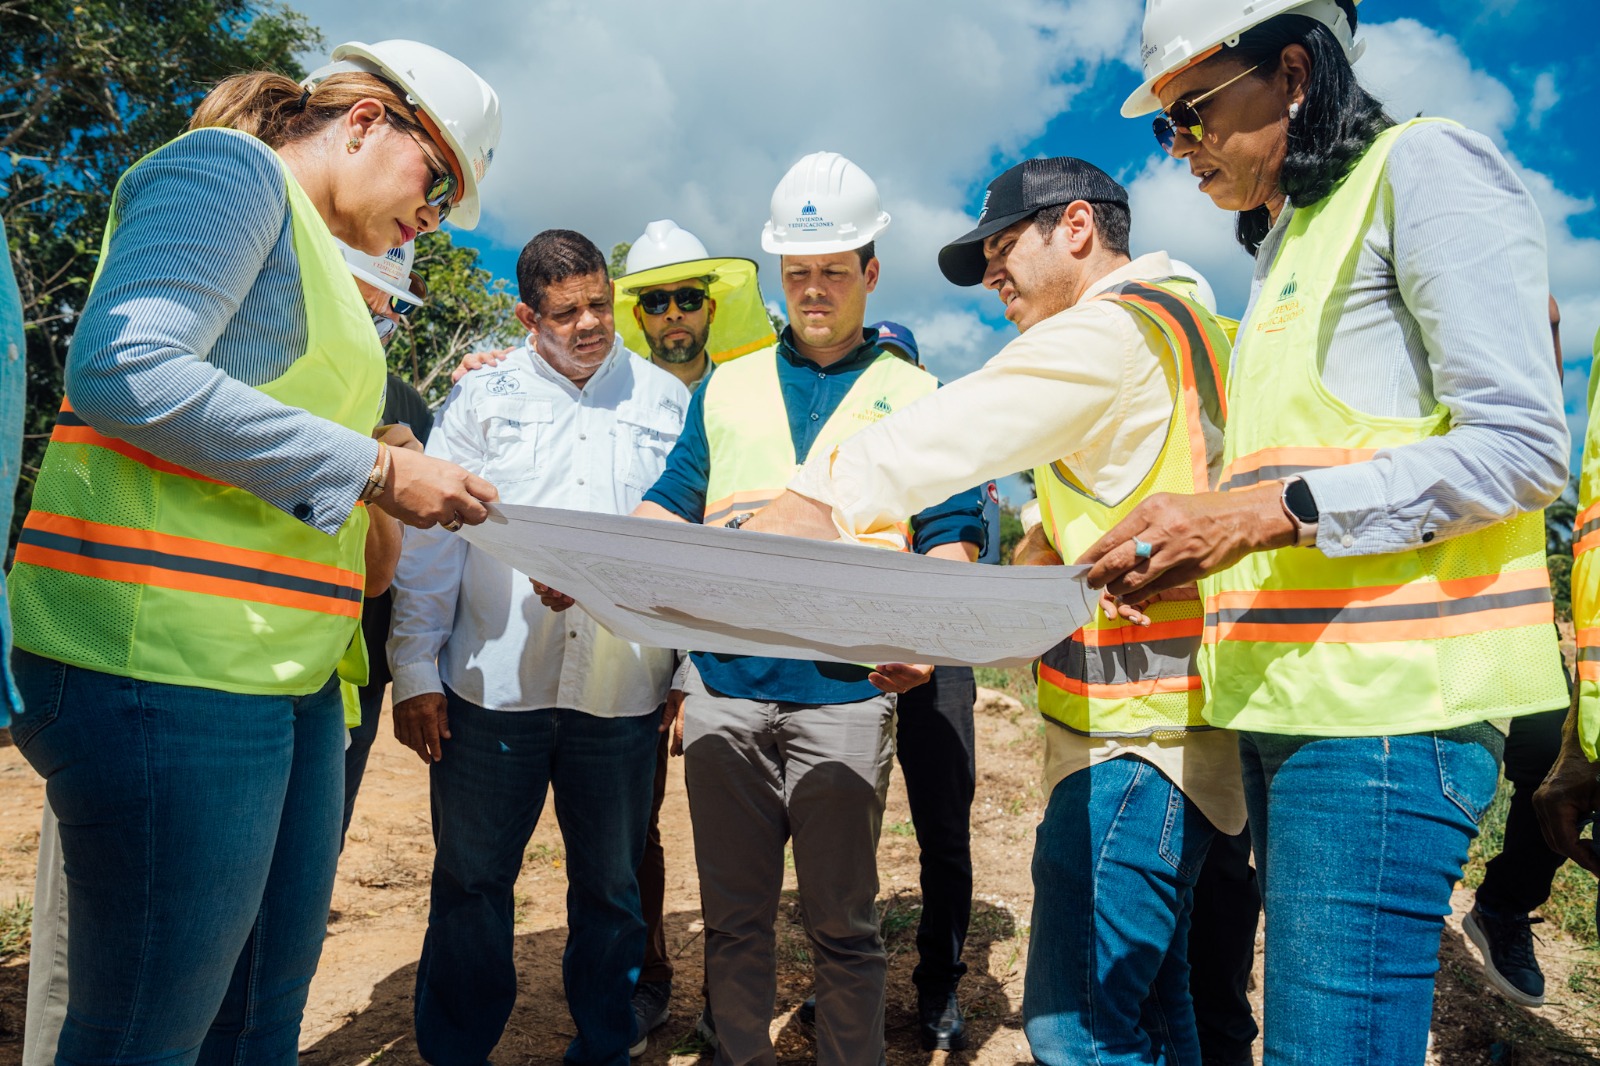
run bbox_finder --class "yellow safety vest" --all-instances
[1573,326,1600,758]
[1200,118,1568,735]
[10,129,386,697]
[701,345,937,540]
[1035,279,1232,736]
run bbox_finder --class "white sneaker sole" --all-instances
[1463,910,1545,1008]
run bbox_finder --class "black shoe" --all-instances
[1464,902,1546,1007]
[918,989,966,1051]
[797,995,816,1027]
[629,979,671,1057]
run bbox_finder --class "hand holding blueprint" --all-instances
[458,504,1097,668]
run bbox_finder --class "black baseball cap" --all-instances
[938,158,1129,287]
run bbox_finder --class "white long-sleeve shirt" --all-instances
[388,335,687,716]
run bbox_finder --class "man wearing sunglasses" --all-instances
[743,157,1248,1065]
[614,219,776,397]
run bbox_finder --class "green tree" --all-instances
[1547,474,1579,620]
[1,0,322,528]
[608,240,631,280]
[388,229,518,407]
[997,505,1025,564]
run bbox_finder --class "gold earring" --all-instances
[347,137,362,153]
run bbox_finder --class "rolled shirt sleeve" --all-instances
[63,129,379,535]
[790,300,1143,541]
[1297,124,1569,557]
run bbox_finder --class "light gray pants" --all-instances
[24,797,68,1066]
[681,663,895,1066]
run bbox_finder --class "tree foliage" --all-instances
[1,0,322,522]
[388,230,517,407]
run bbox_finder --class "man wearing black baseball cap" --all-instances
[747,157,1251,1065]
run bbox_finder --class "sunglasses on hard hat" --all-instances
[637,287,709,316]
[1152,64,1259,151]
[389,110,459,220]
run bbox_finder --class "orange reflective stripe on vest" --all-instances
[53,401,227,486]
[16,511,363,619]
[1204,567,1552,645]
[1575,500,1600,557]
[1217,446,1379,492]
[1578,627,1600,682]
[704,490,779,527]
[1037,613,1204,700]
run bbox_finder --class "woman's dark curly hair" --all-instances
[1225,0,1394,254]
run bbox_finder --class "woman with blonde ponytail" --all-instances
[4,41,500,1065]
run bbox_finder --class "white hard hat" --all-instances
[307,40,502,229]
[336,237,424,305]
[1122,0,1363,117]
[760,151,890,256]
[1165,259,1217,313]
[625,220,711,276]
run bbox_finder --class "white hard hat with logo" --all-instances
[306,40,502,229]
[335,238,425,305]
[626,220,711,275]
[1122,0,1363,117]
[760,151,891,256]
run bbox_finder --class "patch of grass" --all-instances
[974,665,1039,711]
[665,1027,713,1056]
[886,818,916,838]
[525,842,565,868]
[878,892,923,940]
[0,897,31,960]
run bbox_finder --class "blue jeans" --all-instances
[414,690,658,1066]
[1025,755,1217,1066]
[1240,724,1503,1065]
[10,649,345,1066]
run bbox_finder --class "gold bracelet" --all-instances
[359,443,390,503]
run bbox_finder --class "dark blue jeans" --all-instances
[1025,755,1217,1066]
[1241,724,1502,1065]
[10,649,345,1066]
[414,690,658,1066]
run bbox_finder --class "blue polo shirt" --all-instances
[644,327,986,705]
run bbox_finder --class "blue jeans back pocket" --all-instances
[9,649,65,749]
[1436,732,1499,825]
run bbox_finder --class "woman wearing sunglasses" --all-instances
[5,40,500,1064]
[1084,1,1568,1062]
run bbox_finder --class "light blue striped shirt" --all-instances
[64,128,378,535]
[1246,122,1570,556]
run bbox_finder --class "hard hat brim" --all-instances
[938,206,1040,287]
[348,262,426,305]
[616,257,727,295]
[329,42,485,229]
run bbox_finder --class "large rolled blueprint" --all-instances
[458,504,1096,668]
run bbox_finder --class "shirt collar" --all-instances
[1080,251,1177,301]
[775,325,884,374]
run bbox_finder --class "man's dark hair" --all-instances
[1226,0,1393,254]
[517,229,609,312]
[855,241,876,270]
[1031,201,1131,256]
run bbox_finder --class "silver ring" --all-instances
[1132,536,1154,559]
[443,515,464,533]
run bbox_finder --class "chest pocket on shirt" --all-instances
[480,397,553,485]
[614,404,681,492]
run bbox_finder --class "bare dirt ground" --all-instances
[0,689,1594,1063]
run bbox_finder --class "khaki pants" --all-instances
[24,798,68,1066]
[681,662,894,1066]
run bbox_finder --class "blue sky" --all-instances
[296,0,1596,502]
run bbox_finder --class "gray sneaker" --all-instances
[630,980,672,1058]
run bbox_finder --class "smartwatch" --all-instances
[1280,476,1319,548]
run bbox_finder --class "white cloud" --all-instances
[1356,18,1518,141]
[294,0,1141,380]
[1528,70,1560,131]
